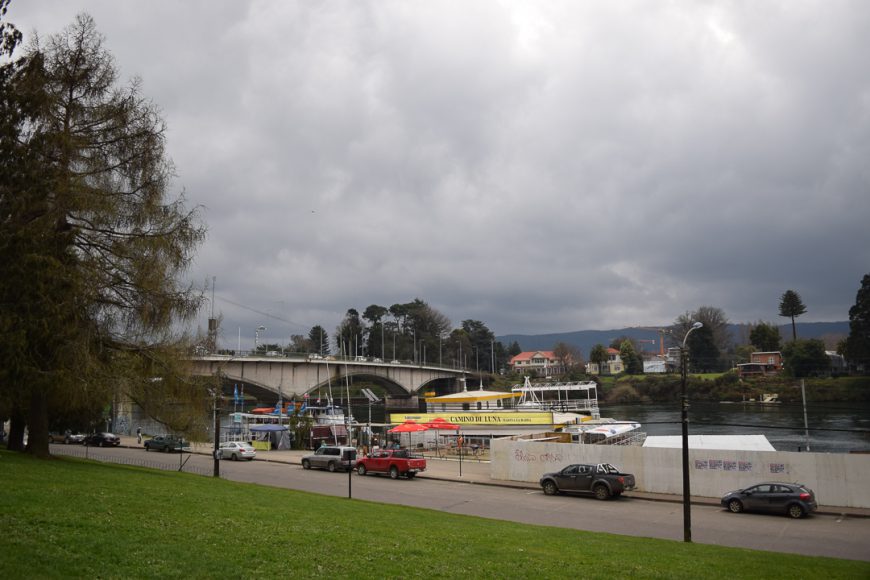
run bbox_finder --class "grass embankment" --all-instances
[1,452,867,579]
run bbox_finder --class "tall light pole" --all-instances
[680,321,703,543]
[254,325,266,353]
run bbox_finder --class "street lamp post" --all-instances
[680,321,703,543]
[210,386,221,478]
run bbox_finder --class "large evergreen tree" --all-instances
[0,13,205,457]
[779,290,807,341]
[843,274,870,371]
[307,325,330,355]
[618,340,643,374]
[749,321,782,352]
[685,325,720,373]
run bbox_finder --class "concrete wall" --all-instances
[490,438,870,509]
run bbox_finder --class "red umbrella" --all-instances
[388,420,429,449]
[423,417,460,430]
[422,418,461,456]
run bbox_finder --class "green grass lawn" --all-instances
[1,451,867,579]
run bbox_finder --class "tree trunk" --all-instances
[5,407,27,452]
[791,317,797,341]
[24,388,51,458]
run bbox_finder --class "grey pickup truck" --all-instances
[539,463,636,500]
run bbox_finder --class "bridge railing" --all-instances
[194,351,470,372]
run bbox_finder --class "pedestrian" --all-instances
[136,427,142,444]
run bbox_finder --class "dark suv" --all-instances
[84,432,121,447]
[301,445,357,472]
[721,482,817,518]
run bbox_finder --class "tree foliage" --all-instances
[843,274,870,371]
[685,325,721,372]
[779,290,807,341]
[673,306,730,371]
[618,340,643,374]
[307,325,329,355]
[749,321,782,352]
[782,339,829,378]
[674,306,730,354]
[589,344,607,373]
[553,341,583,375]
[0,13,204,456]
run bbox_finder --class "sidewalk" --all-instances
[118,436,870,517]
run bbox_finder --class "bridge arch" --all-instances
[191,356,466,401]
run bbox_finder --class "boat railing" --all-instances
[515,399,600,414]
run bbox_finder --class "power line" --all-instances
[213,295,311,330]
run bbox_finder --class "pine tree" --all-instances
[844,274,870,370]
[0,14,205,457]
[779,290,807,341]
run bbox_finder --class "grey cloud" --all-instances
[10,1,869,342]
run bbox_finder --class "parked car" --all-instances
[539,463,636,500]
[218,441,256,461]
[49,431,85,444]
[356,449,427,479]
[84,432,121,447]
[144,435,191,453]
[721,482,817,519]
[301,445,357,472]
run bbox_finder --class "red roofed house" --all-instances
[509,351,565,377]
[585,348,624,375]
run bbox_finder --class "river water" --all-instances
[601,401,870,453]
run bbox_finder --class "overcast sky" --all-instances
[9,1,870,348]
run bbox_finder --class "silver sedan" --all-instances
[218,441,257,461]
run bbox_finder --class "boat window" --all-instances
[497,400,502,408]
[462,403,470,410]
[441,404,446,412]
[476,402,482,410]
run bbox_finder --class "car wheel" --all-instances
[389,466,399,479]
[232,453,239,461]
[328,461,337,473]
[407,472,416,479]
[787,503,805,519]
[357,465,367,476]
[63,439,69,445]
[594,484,611,500]
[302,459,311,469]
[163,446,169,453]
[542,480,558,496]
[728,499,744,514]
[145,445,150,452]
[99,441,105,447]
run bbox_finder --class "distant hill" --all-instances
[497,321,849,359]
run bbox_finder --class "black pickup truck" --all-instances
[539,463,636,500]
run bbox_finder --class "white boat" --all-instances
[303,402,354,425]
[564,421,645,445]
[403,377,628,437]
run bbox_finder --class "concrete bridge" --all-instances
[189,355,468,400]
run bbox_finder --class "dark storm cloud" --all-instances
[10,1,870,345]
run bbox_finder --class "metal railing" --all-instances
[50,445,217,477]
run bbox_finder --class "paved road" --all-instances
[52,444,870,562]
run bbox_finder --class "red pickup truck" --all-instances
[356,449,427,479]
